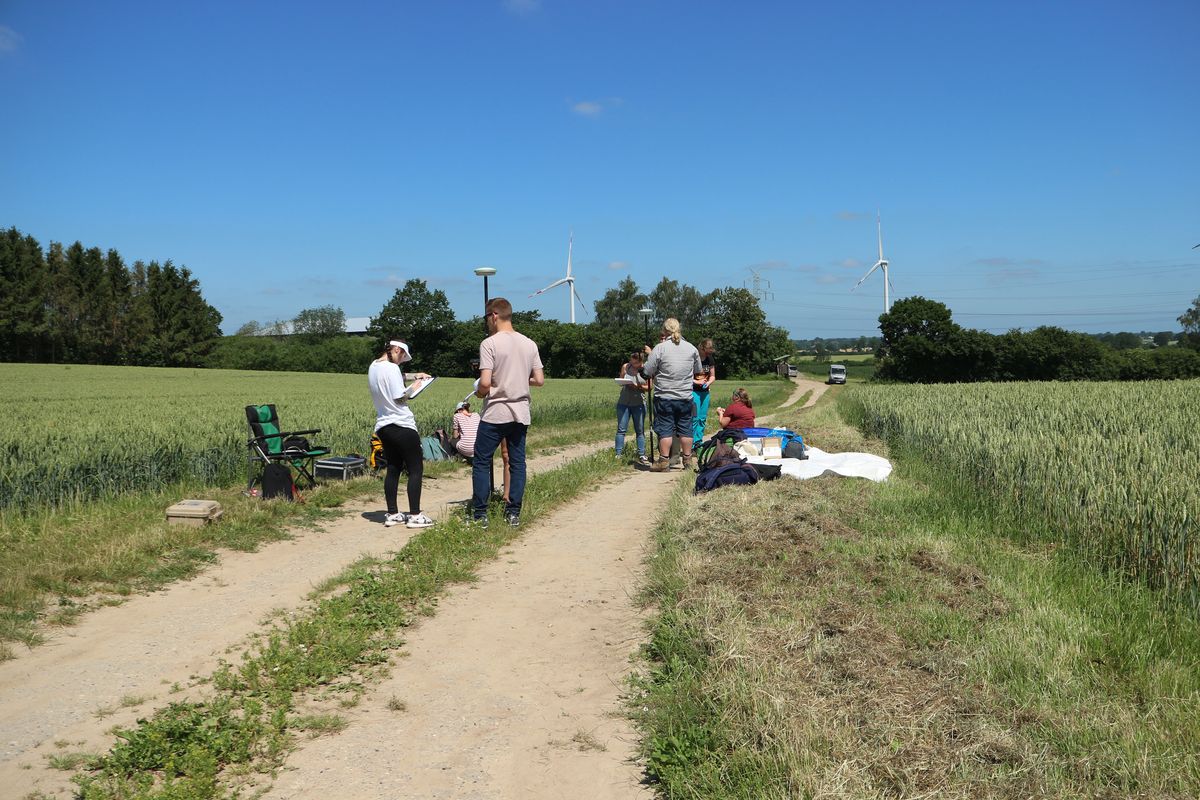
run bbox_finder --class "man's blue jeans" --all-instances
[615,403,646,456]
[472,420,527,519]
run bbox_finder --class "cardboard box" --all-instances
[761,436,783,459]
[166,499,223,527]
[315,456,367,481]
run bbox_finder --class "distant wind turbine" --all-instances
[529,232,587,323]
[851,212,892,313]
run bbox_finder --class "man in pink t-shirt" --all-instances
[470,297,544,527]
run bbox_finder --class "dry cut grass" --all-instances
[635,399,1200,799]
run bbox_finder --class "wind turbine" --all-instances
[529,231,587,323]
[851,212,892,313]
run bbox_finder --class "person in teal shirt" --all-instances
[691,338,716,443]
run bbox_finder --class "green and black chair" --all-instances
[245,404,330,492]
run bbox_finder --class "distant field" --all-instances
[795,353,875,364]
[0,364,790,513]
[842,379,1200,606]
[792,355,876,381]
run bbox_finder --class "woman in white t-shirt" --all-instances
[367,340,434,529]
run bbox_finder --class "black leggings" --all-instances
[377,424,423,515]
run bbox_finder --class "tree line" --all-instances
[875,296,1200,383]
[210,277,794,379]
[0,227,223,366]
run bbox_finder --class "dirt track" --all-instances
[780,376,827,410]
[0,441,625,798]
[266,468,672,799]
[0,379,815,798]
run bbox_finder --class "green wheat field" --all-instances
[0,363,790,515]
[842,380,1200,607]
[0,364,617,513]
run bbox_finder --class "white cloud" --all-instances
[0,26,22,54]
[503,0,541,14]
[837,257,864,270]
[570,96,623,117]
[815,274,843,285]
[608,260,629,271]
[836,211,867,221]
[572,101,603,117]
[365,274,405,289]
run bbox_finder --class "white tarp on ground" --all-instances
[746,446,892,483]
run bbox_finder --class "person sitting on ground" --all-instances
[716,388,755,430]
[452,399,511,501]
[451,400,480,459]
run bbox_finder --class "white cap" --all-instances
[388,340,412,364]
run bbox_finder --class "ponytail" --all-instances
[663,317,682,345]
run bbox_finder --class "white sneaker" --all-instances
[405,512,434,529]
[383,512,407,527]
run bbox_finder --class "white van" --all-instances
[786,364,798,378]
[828,364,847,384]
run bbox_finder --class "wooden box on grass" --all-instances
[166,499,223,527]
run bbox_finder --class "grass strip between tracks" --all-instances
[633,393,1200,799]
[70,447,627,800]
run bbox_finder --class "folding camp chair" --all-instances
[245,404,330,492]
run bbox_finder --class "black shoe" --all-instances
[504,513,520,528]
[466,513,489,529]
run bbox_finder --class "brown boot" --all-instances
[650,457,670,473]
[682,454,693,471]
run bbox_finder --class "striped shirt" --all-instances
[453,411,481,457]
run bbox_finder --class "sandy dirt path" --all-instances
[779,376,827,410]
[266,467,672,800]
[0,440,606,798]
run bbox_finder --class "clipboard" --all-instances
[403,376,436,400]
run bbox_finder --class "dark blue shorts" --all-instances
[653,397,695,439]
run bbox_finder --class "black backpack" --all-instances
[262,463,295,500]
[695,463,759,494]
[783,439,807,460]
[749,462,783,481]
[282,435,311,453]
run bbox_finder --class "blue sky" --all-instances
[2,0,1197,338]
